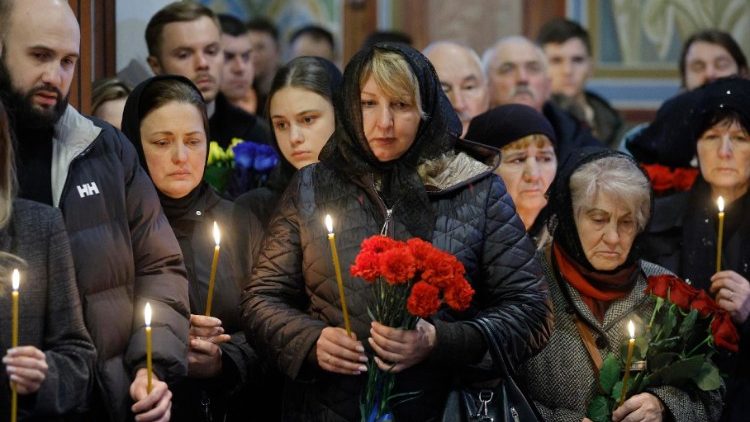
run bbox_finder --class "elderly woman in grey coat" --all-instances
[519,148,722,422]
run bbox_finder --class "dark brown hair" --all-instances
[145,1,219,57]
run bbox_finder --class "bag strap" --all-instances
[572,315,603,376]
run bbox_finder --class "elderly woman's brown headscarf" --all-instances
[318,43,461,240]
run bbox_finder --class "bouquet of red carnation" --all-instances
[350,235,475,422]
[587,274,739,422]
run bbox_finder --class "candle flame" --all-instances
[11,269,19,291]
[324,214,333,234]
[717,196,725,212]
[212,221,221,246]
[627,320,635,339]
[144,302,152,327]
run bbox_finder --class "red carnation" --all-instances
[673,168,699,192]
[360,235,399,254]
[379,246,417,285]
[406,238,434,271]
[642,164,673,194]
[407,281,441,318]
[711,310,739,353]
[350,251,381,282]
[690,290,719,318]
[669,278,700,310]
[444,277,474,311]
[421,252,460,289]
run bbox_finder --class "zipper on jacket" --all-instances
[380,208,393,236]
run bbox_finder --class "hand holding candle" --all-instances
[716,196,725,273]
[325,215,352,337]
[205,221,221,316]
[144,302,153,394]
[619,320,636,406]
[10,269,19,422]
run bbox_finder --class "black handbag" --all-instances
[441,318,542,422]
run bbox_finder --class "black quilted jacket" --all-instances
[242,147,552,421]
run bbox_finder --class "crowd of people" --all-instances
[0,0,748,421]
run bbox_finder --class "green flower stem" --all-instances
[686,336,711,357]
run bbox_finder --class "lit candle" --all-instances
[716,196,725,273]
[144,302,153,394]
[619,320,636,406]
[325,215,352,336]
[10,269,19,422]
[205,221,221,316]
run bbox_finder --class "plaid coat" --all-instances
[518,249,723,421]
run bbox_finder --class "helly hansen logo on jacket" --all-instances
[77,182,100,198]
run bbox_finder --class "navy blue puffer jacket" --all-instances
[242,144,552,421]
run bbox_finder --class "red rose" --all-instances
[379,246,416,285]
[690,290,719,318]
[350,251,381,282]
[443,277,475,311]
[407,281,441,318]
[711,310,740,353]
[668,278,700,310]
[645,275,677,299]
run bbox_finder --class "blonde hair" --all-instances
[360,49,425,118]
[501,134,553,153]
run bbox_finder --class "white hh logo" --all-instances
[76,182,100,198]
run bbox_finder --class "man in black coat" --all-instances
[0,1,190,421]
[145,2,271,149]
[482,35,602,163]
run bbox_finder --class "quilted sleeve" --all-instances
[475,176,553,369]
[240,176,327,380]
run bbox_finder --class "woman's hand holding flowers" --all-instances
[710,270,750,324]
[612,393,664,422]
[368,319,436,373]
[316,327,368,375]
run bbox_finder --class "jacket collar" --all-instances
[51,105,102,206]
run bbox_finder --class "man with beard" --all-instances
[145,2,270,150]
[423,41,490,137]
[483,36,601,162]
[0,1,189,421]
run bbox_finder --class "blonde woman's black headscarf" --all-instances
[318,43,461,239]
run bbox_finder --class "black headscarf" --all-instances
[547,146,653,273]
[318,43,461,239]
[265,57,342,193]
[627,76,750,167]
[121,75,210,221]
[465,104,557,151]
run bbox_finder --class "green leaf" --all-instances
[678,309,698,340]
[649,352,679,370]
[694,361,722,391]
[660,305,678,338]
[587,395,611,422]
[657,355,705,386]
[610,380,624,402]
[599,354,621,393]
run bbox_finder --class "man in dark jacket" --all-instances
[0,1,190,421]
[537,18,624,148]
[482,35,602,163]
[145,2,271,149]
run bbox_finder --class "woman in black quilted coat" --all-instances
[241,43,552,421]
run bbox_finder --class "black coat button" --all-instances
[595,336,608,349]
